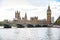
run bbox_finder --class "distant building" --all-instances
[51,17,54,23]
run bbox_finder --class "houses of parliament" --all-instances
[4,5,53,26]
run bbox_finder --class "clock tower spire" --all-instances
[47,5,51,24]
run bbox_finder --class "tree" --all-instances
[57,20,60,25]
[0,21,4,26]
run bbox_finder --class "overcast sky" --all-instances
[0,0,60,21]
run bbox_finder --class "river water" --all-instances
[0,27,60,40]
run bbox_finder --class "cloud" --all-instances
[28,0,49,6]
[0,0,60,21]
[50,1,60,21]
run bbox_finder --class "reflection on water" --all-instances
[0,27,60,40]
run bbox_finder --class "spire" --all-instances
[15,10,20,14]
[25,12,27,20]
[25,12,27,17]
[48,5,50,9]
[47,5,51,12]
[15,10,21,20]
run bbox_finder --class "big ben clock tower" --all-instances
[47,5,51,24]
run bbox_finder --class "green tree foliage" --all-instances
[0,21,4,26]
[57,20,60,24]
[54,20,60,25]
[54,21,57,25]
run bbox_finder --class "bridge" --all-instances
[3,23,52,28]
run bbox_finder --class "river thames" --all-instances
[0,27,60,40]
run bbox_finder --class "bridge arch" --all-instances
[4,24,11,28]
[35,24,41,27]
[42,25,48,27]
[27,24,34,28]
[17,24,25,28]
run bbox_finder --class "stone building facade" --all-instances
[47,5,51,24]
[3,5,51,26]
[12,5,52,25]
